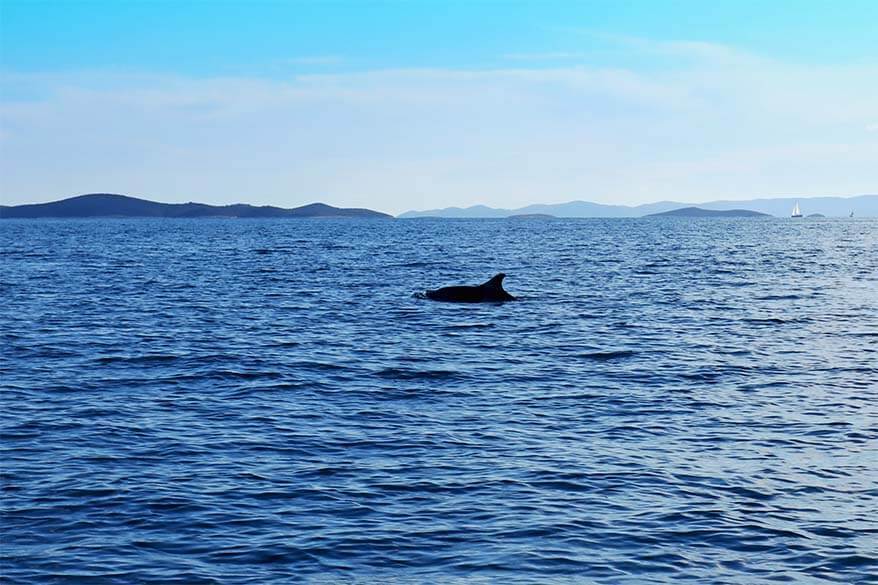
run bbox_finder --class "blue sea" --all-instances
[2,217,876,584]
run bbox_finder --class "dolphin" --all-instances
[424,273,516,303]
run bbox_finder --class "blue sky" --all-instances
[2,0,877,212]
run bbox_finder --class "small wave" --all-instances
[390,261,439,268]
[94,354,180,365]
[529,479,594,493]
[445,322,494,329]
[578,350,636,361]
[743,317,796,325]
[289,361,352,372]
[374,367,463,381]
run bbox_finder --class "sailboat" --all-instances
[850,211,854,218]
[791,202,803,218]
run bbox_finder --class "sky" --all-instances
[1,0,877,214]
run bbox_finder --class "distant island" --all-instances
[398,194,877,218]
[646,207,769,218]
[5,193,875,220]
[0,194,392,219]
[507,213,556,220]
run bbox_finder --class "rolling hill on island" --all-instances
[400,194,877,218]
[0,194,392,219]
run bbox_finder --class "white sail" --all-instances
[792,202,802,217]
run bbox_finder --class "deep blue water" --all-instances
[1,217,877,584]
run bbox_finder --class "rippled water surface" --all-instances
[2,218,877,584]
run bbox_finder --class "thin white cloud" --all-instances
[2,43,877,214]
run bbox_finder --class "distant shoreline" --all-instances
[399,194,877,219]
[3,192,875,219]
[0,193,393,220]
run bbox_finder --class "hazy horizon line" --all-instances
[2,191,875,218]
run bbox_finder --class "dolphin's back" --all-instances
[425,285,485,303]
[424,273,515,303]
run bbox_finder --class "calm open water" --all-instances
[1,217,877,584]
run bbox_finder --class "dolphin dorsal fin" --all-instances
[482,273,506,289]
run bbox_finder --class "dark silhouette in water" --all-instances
[423,273,516,303]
